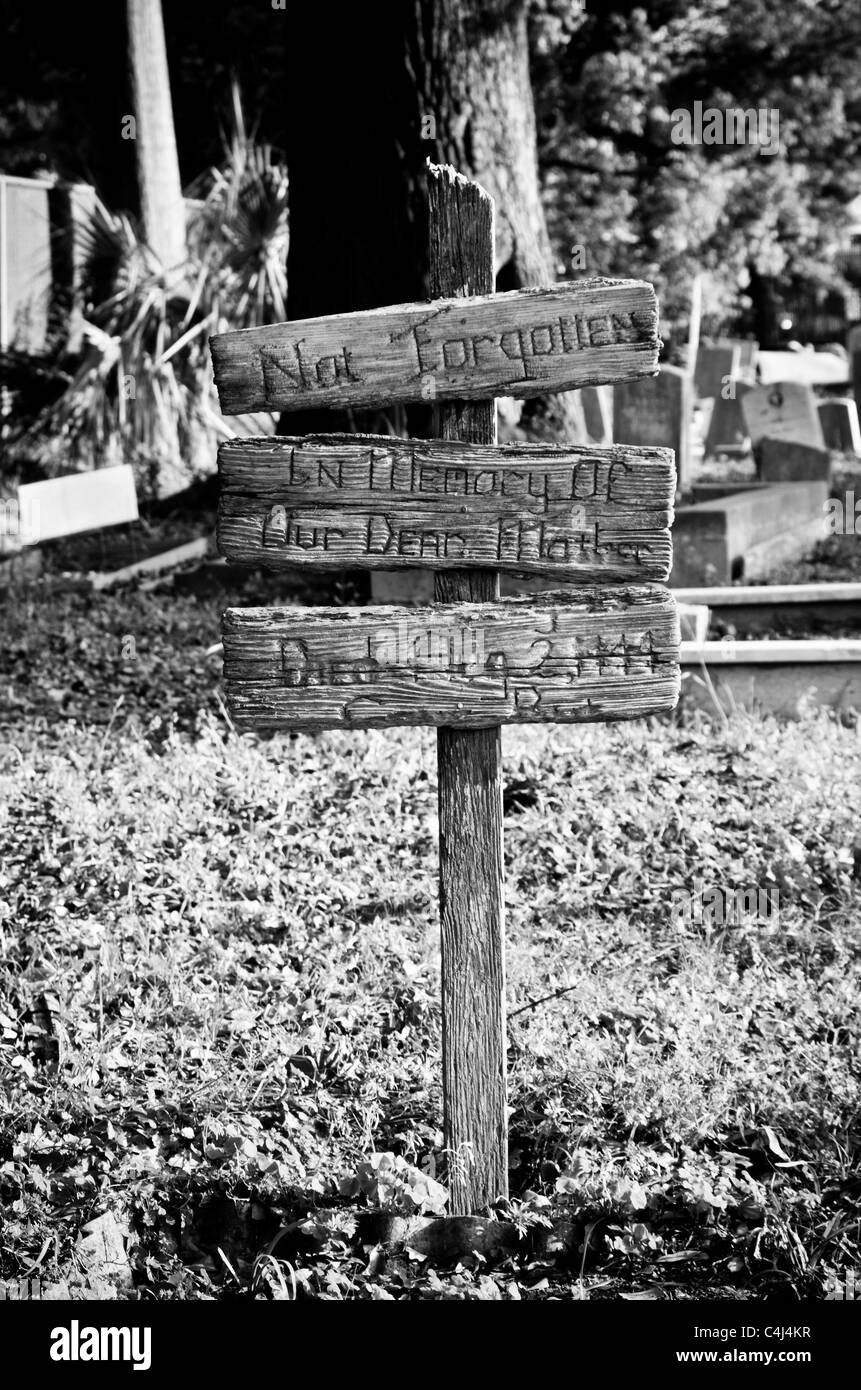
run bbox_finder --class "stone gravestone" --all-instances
[847,324,861,408]
[757,350,847,387]
[219,435,676,581]
[612,364,691,492]
[736,339,759,377]
[741,381,826,449]
[704,379,753,457]
[580,384,613,444]
[758,438,831,483]
[819,398,861,454]
[694,342,741,400]
[0,175,53,354]
[16,465,139,545]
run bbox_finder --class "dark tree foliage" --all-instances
[6,0,861,351]
[532,0,861,342]
[0,0,286,205]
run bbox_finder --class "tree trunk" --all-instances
[411,0,553,292]
[126,0,186,273]
[410,0,581,437]
[283,0,578,437]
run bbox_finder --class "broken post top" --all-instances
[210,278,660,416]
[427,161,494,301]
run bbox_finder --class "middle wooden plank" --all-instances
[218,434,676,582]
[222,586,681,731]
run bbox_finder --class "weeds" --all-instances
[0,578,859,1298]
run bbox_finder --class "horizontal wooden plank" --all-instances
[210,280,659,414]
[217,434,675,580]
[222,586,680,730]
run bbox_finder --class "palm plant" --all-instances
[6,84,287,497]
[186,82,288,332]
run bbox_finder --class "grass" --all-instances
[1,572,860,1300]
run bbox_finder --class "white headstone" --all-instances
[17,465,139,545]
[757,352,847,387]
[741,382,825,449]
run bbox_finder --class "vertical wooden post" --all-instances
[428,162,508,1214]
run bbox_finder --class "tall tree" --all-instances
[282,0,577,437]
[126,0,186,271]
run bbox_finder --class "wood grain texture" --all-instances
[428,163,506,1215]
[220,586,681,731]
[216,434,675,580]
[209,279,660,415]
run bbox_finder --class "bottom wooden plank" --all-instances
[222,586,680,730]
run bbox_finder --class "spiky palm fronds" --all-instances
[187,81,289,332]
[6,85,287,495]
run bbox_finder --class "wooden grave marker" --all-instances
[223,589,680,730]
[211,279,660,415]
[210,164,680,1215]
[217,435,675,581]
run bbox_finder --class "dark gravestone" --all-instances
[818,398,861,454]
[846,326,861,415]
[704,380,753,457]
[758,437,832,483]
[613,364,690,491]
[694,342,741,399]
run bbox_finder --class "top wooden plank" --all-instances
[210,279,660,415]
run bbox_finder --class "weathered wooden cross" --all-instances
[210,164,680,1215]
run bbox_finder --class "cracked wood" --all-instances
[217,434,675,580]
[221,586,681,731]
[209,279,660,414]
[427,162,507,1217]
